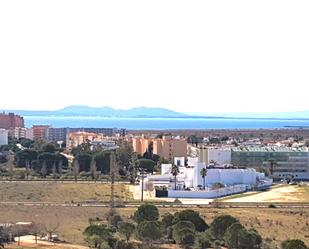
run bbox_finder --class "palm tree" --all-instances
[200,167,207,190]
[171,164,180,190]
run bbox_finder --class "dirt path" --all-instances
[13,235,88,249]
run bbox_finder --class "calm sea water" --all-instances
[24,116,309,130]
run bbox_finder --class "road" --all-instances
[1,201,309,208]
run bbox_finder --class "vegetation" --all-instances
[133,204,159,224]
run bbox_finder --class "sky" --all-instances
[0,1,309,114]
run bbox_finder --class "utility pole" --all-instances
[141,168,144,202]
[110,151,116,209]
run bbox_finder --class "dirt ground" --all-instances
[0,182,132,203]
[221,184,309,202]
[0,205,308,247]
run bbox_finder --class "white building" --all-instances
[188,146,232,165]
[143,156,272,199]
[0,129,8,145]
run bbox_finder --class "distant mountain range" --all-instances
[1,106,186,118]
[2,106,309,119]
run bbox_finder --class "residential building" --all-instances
[0,129,8,145]
[68,128,114,137]
[0,112,24,129]
[132,136,187,161]
[33,125,50,140]
[231,147,309,180]
[47,128,69,142]
[67,131,106,148]
[8,127,26,140]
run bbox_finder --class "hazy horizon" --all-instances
[1,0,308,114]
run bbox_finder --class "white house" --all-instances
[142,156,272,198]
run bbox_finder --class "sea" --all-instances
[24,116,309,130]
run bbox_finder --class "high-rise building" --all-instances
[0,129,8,145]
[8,127,34,140]
[47,127,69,142]
[0,112,24,129]
[33,125,50,140]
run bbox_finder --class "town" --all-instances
[0,112,308,249]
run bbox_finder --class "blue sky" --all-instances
[0,0,308,114]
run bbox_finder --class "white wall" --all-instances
[168,184,249,198]
[0,129,8,145]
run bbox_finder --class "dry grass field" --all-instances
[219,184,309,202]
[0,182,133,203]
[0,205,308,247]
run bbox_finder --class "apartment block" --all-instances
[132,136,187,161]
[0,112,24,129]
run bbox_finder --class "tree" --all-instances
[173,221,196,247]
[90,158,98,180]
[42,143,56,153]
[200,168,207,190]
[171,164,180,190]
[210,215,238,239]
[94,151,111,174]
[119,222,135,242]
[38,152,58,172]
[224,222,244,249]
[15,149,38,167]
[238,229,262,249]
[73,159,80,182]
[115,240,138,249]
[85,234,106,249]
[128,153,138,184]
[76,153,92,172]
[173,210,208,232]
[137,221,162,245]
[162,213,174,228]
[133,204,159,224]
[44,219,60,242]
[194,232,211,249]
[84,224,115,249]
[137,159,156,174]
[41,161,47,178]
[281,239,308,249]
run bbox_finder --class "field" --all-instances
[0,182,133,203]
[0,182,309,248]
[220,184,309,202]
[1,205,309,247]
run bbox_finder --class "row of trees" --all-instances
[84,204,308,249]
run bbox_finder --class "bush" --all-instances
[137,221,162,243]
[268,204,277,208]
[194,232,211,249]
[281,239,308,249]
[210,215,238,239]
[133,204,159,224]
[173,209,208,232]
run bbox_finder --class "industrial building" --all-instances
[231,147,309,180]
